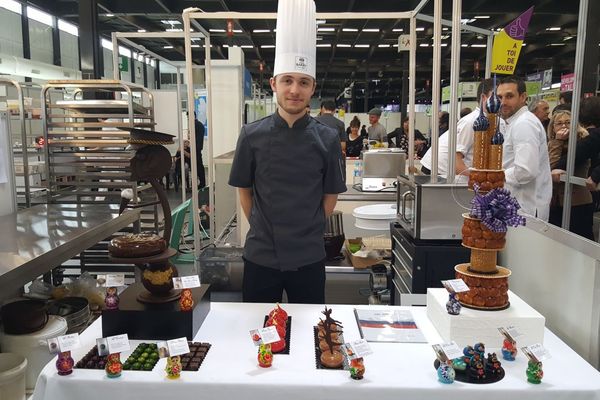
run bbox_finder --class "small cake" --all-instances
[108,234,166,258]
[320,350,344,369]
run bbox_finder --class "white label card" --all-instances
[442,279,470,293]
[433,341,463,361]
[167,337,190,357]
[344,339,373,359]
[522,343,551,362]
[97,274,125,287]
[106,334,130,354]
[56,334,81,353]
[249,326,280,346]
[498,326,524,342]
[173,275,201,289]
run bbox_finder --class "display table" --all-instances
[32,303,600,400]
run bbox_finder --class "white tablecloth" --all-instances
[32,303,600,400]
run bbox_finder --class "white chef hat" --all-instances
[273,0,316,79]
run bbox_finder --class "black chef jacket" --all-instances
[229,111,347,271]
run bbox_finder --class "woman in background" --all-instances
[346,116,364,157]
[547,110,594,240]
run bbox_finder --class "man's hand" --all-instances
[585,176,598,191]
[551,169,565,183]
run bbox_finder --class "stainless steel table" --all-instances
[0,204,141,293]
[338,184,397,201]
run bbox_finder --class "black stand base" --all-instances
[102,283,211,340]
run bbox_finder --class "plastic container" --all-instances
[0,353,27,400]
[198,247,244,291]
[353,203,397,230]
[0,316,67,391]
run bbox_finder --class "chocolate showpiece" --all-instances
[491,124,504,145]
[314,307,347,370]
[486,75,501,114]
[433,342,505,384]
[473,110,490,132]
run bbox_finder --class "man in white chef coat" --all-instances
[497,76,552,221]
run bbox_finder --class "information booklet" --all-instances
[354,308,427,343]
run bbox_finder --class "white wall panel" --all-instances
[103,48,113,79]
[0,8,22,57]
[28,19,52,64]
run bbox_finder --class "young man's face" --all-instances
[369,114,379,125]
[270,73,316,116]
[497,83,527,119]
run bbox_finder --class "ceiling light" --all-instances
[416,27,425,32]
[241,45,253,48]
[378,44,390,48]
[163,45,173,49]
[191,44,200,48]
[253,29,270,33]
[316,20,326,24]
[419,43,429,47]
[343,28,358,32]
[474,15,490,19]
[521,43,527,47]
[209,29,225,33]
[460,18,476,24]
[363,28,380,32]
[165,28,183,32]
[546,27,561,31]
[441,35,449,40]
[393,44,399,47]
[336,44,351,47]
[563,36,574,41]
[471,44,486,47]
[316,44,331,47]
[392,28,404,32]
[234,29,243,33]
[549,43,565,46]
[105,13,114,17]
[161,20,180,25]
[137,29,146,33]
[441,43,448,47]
[461,44,468,47]
[318,27,335,32]
[442,27,448,31]
[355,44,370,48]
[260,45,275,48]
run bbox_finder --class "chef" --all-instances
[228,0,346,304]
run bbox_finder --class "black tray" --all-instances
[262,316,292,355]
[433,359,505,384]
[313,326,349,370]
[181,342,211,371]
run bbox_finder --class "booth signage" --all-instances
[118,56,128,72]
[560,73,575,92]
[490,7,534,75]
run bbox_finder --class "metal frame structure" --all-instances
[180,1,497,261]
[111,30,205,206]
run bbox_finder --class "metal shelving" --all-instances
[41,80,160,235]
[0,78,45,207]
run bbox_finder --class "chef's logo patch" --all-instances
[295,56,308,71]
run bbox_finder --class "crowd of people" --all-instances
[314,78,598,241]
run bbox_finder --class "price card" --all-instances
[442,279,470,293]
[172,275,201,290]
[498,326,524,342]
[56,334,81,353]
[432,341,463,362]
[166,337,190,357]
[521,343,551,362]
[97,274,125,287]
[106,334,130,354]
[343,339,373,360]
[249,326,280,346]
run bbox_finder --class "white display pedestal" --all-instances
[427,288,545,348]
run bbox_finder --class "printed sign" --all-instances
[343,339,373,360]
[442,279,470,293]
[432,341,463,362]
[48,334,81,354]
[166,337,191,357]
[173,275,201,289]
[490,7,534,75]
[498,326,523,342]
[521,343,551,362]
[97,274,125,287]
[106,334,130,354]
[560,73,575,92]
[249,326,280,346]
